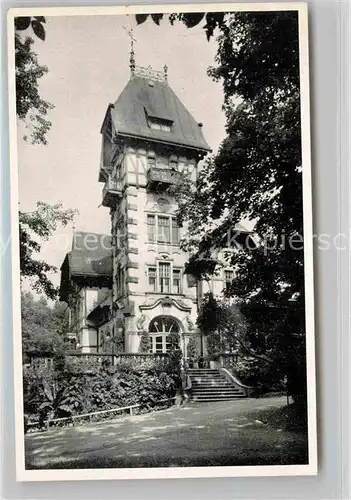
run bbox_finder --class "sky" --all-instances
[17,14,226,293]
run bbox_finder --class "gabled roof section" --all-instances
[110,74,211,152]
[59,232,113,302]
[69,232,113,277]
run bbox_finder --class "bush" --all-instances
[230,357,285,395]
[23,356,179,427]
[187,336,198,359]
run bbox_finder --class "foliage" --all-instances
[15,21,77,299]
[151,11,306,403]
[197,294,288,393]
[139,330,151,353]
[186,336,198,359]
[232,357,284,394]
[23,357,179,427]
[165,332,182,382]
[19,201,77,299]
[23,362,55,419]
[51,301,70,339]
[15,32,54,144]
[15,16,46,41]
[21,291,69,359]
[197,293,248,357]
[135,12,228,41]
[38,377,84,421]
[15,16,51,144]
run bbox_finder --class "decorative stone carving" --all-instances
[185,315,195,331]
[135,65,166,83]
[160,297,172,307]
[136,314,147,331]
[157,197,170,211]
[140,296,191,312]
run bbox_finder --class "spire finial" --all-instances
[123,26,137,74]
[72,218,76,249]
[163,64,168,82]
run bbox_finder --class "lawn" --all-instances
[25,396,308,469]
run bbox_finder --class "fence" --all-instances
[28,352,169,369]
[211,353,240,368]
[42,397,177,431]
[66,352,168,367]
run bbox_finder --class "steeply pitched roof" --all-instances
[59,232,112,302]
[110,74,211,152]
[68,232,113,277]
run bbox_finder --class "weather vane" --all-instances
[123,26,137,74]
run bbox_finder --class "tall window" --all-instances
[172,218,180,244]
[148,316,180,353]
[147,214,156,243]
[148,267,157,292]
[147,263,183,294]
[146,214,180,245]
[158,216,170,243]
[224,270,234,292]
[172,269,181,294]
[159,262,171,293]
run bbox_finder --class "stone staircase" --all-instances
[187,368,247,403]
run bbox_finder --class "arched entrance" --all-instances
[148,315,180,353]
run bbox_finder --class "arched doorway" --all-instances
[148,316,180,353]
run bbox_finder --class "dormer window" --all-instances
[148,118,172,132]
[144,107,173,132]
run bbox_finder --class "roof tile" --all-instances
[111,75,211,152]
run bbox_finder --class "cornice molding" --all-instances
[139,296,191,312]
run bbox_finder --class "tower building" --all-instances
[98,61,210,356]
[59,57,249,356]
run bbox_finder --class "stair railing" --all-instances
[219,367,254,397]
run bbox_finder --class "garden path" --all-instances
[25,396,308,469]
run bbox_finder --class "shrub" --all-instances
[232,356,285,395]
[23,355,179,427]
[187,336,198,359]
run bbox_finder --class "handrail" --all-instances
[66,352,114,357]
[105,176,121,191]
[114,353,168,358]
[65,352,168,358]
[220,367,254,390]
[45,396,176,430]
[46,404,139,428]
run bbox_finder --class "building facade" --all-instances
[100,63,210,358]
[60,63,250,357]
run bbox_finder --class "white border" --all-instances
[7,2,317,482]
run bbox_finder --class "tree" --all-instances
[197,294,288,392]
[51,301,70,339]
[15,16,53,144]
[197,293,262,359]
[19,201,77,300]
[21,291,67,358]
[139,12,306,402]
[14,20,77,298]
[191,13,305,402]
[186,336,198,360]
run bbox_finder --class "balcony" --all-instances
[147,167,182,190]
[102,177,122,207]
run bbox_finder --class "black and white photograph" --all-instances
[7,4,317,480]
